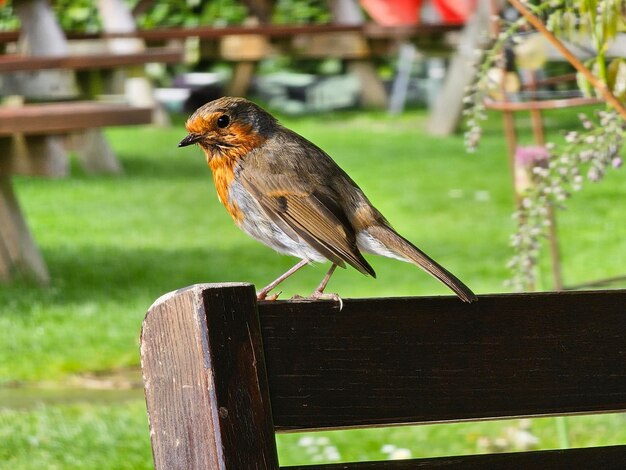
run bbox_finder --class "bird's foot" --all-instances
[257,290,281,301]
[289,293,342,310]
[309,290,343,311]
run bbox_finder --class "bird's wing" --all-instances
[241,173,375,277]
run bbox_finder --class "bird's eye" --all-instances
[217,115,230,128]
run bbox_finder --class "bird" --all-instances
[179,97,477,304]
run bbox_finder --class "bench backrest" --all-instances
[141,284,626,469]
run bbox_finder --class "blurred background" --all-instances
[0,0,625,468]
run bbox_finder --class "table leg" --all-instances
[0,176,49,284]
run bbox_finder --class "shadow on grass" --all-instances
[0,244,288,309]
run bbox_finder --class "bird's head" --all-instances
[178,97,277,160]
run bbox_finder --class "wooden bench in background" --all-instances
[1,22,462,109]
[0,0,184,285]
[0,101,152,284]
[0,49,182,285]
[141,284,626,468]
[0,48,182,73]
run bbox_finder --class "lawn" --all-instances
[0,107,625,467]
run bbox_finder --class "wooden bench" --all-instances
[1,22,461,107]
[132,23,461,105]
[0,0,184,284]
[0,101,152,135]
[141,284,626,468]
[0,48,182,73]
[0,101,152,284]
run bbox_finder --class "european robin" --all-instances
[179,97,477,303]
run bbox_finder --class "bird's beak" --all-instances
[178,133,203,148]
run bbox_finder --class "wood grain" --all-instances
[141,283,279,470]
[0,48,182,73]
[141,286,626,468]
[0,102,152,136]
[0,23,461,43]
[257,290,626,431]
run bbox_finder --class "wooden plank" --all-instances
[0,176,49,284]
[0,102,152,136]
[291,32,370,59]
[363,23,463,39]
[102,24,365,40]
[0,23,463,43]
[483,96,601,111]
[257,290,626,431]
[282,445,626,469]
[141,283,279,470]
[0,48,183,73]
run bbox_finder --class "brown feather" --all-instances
[241,174,375,277]
[367,225,477,303]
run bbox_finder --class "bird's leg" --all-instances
[309,263,343,310]
[313,263,337,295]
[257,258,309,301]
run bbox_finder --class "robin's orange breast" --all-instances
[208,155,244,223]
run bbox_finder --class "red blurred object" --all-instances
[361,0,423,26]
[432,0,475,23]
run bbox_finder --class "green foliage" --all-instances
[465,0,626,288]
[52,0,100,32]
[542,0,626,92]
[0,0,333,30]
[133,0,198,28]
[0,2,18,30]
[272,0,330,24]
[197,0,248,26]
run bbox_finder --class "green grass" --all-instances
[0,401,152,470]
[0,108,625,467]
[1,402,625,468]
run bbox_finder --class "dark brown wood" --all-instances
[0,22,461,43]
[363,23,462,38]
[141,283,279,470]
[0,102,152,136]
[257,290,626,431]
[283,444,626,469]
[0,48,183,73]
[519,73,578,90]
[141,285,626,468]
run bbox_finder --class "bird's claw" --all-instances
[310,291,343,311]
[257,290,281,301]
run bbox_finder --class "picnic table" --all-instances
[0,0,183,284]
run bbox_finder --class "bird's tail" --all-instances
[367,225,477,303]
